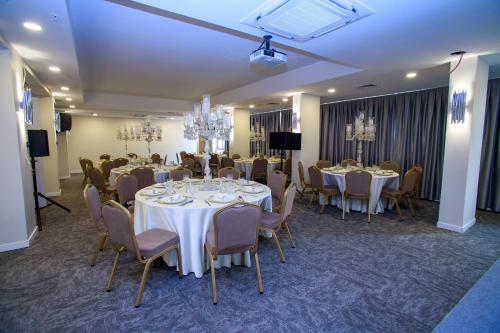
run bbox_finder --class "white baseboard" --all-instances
[437,218,476,233]
[45,190,61,197]
[59,175,71,179]
[0,226,38,252]
[71,170,83,174]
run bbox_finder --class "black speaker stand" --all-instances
[31,156,71,231]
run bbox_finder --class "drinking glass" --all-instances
[227,173,233,180]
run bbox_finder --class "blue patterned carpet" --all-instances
[0,175,499,332]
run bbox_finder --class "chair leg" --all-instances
[284,222,295,248]
[407,197,415,217]
[81,175,88,187]
[308,191,315,208]
[106,250,122,291]
[342,197,347,220]
[271,231,285,263]
[209,255,218,304]
[254,252,264,294]
[135,258,154,307]
[393,198,404,220]
[240,252,245,267]
[367,200,371,223]
[175,246,183,278]
[412,195,419,209]
[90,234,107,267]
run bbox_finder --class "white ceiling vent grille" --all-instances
[241,0,374,42]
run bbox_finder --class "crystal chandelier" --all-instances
[183,94,232,179]
[250,121,265,157]
[134,116,162,157]
[345,111,376,164]
[116,125,136,155]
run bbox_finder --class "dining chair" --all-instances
[316,160,332,169]
[130,167,155,189]
[99,154,111,160]
[101,200,183,307]
[170,167,193,181]
[83,184,108,266]
[298,161,313,198]
[343,170,372,222]
[411,164,423,209]
[380,160,400,173]
[101,160,114,183]
[283,158,292,180]
[267,170,287,212]
[87,165,117,199]
[380,168,420,219]
[218,167,240,179]
[220,157,235,168]
[308,166,340,214]
[181,157,196,174]
[113,158,129,168]
[341,159,358,167]
[205,202,263,304]
[163,153,168,165]
[251,158,268,182]
[116,174,139,213]
[185,153,202,175]
[179,151,187,162]
[260,183,297,263]
[231,153,241,160]
[127,153,138,159]
[209,154,220,175]
[79,157,93,188]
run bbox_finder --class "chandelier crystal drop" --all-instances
[183,94,232,179]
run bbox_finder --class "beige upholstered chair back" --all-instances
[380,160,400,173]
[218,167,240,179]
[345,171,372,197]
[220,157,235,168]
[298,161,306,186]
[83,184,104,231]
[116,174,139,205]
[280,183,297,222]
[341,159,358,167]
[99,154,111,160]
[267,170,287,201]
[101,160,114,181]
[231,154,241,160]
[113,158,129,168]
[87,165,106,192]
[316,160,331,169]
[308,166,323,190]
[251,158,268,178]
[130,167,155,189]
[401,168,420,194]
[170,168,193,181]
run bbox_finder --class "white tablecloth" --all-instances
[109,165,176,186]
[319,169,399,214]
[234,159,281,180]
[133,181,273,278]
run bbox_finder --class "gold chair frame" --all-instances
[342,170,373,222]
[83,184,108,267]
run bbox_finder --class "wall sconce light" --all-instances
[451,90,466,124]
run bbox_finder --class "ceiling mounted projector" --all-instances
[250,35,288,65]
[242,0,374,42]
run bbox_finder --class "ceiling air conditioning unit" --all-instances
[241,0,374,42]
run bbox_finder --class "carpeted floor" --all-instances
[1,175,499,333]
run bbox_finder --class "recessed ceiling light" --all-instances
[328,88,336,93]
[406,72,417,79]
[282,98,289,102]
[92,113,98,117]
[64,110,72,113]
[48,66,61,72]
[65,97,72,101]
[249,104,255,108]
[52,92,65,97]
[23,22,42,32]
[61,86,69,91]
[170,117,175,120]
[69,105,75,108]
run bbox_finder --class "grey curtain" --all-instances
[250,109,292,156]
[320,86,448,201]
[478,78,500,212]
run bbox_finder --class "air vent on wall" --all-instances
[357,84,377,88]
[241,0,374,42]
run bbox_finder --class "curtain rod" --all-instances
[320,85,448,106]
[250,108,292,116]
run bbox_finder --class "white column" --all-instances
[291,93,321,188]
[229,108,250,158]
[57,132,71,179]
[39,97,61,196]
[438,56,489,233]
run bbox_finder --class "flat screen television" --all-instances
[269,132,302,150]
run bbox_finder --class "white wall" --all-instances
[229,108,250,158]
[68,115,197,172]
[39,97,60,196]
[0,48,37,251]
[57,132,70,179]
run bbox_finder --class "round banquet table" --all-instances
[133,180,273,278]
[234,158,281,180]
[109,165,176,186]
[319,168,399,214]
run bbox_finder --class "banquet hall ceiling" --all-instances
[0,0,500,115]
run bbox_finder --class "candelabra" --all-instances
[250,122,266,157]
[183,94,232,179]
[134,116,162,157]
[345,111,376,164]
[116,126,136,155]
